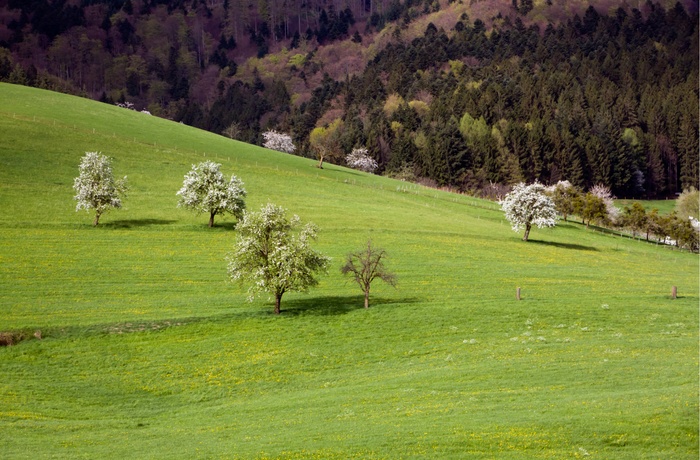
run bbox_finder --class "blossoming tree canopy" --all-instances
[226,203,330,315]
[346,148,378,173]
[73,151,128,226]
[176,161,246,227]
[500,182,557,241]
[262,130,296,154]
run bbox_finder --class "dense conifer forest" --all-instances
[0,0,697,197]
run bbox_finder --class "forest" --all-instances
[0,0,697,198]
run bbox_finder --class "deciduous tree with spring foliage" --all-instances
[176,161,246,227]
[73,151,128,226]
[500,182,557,241]
[227,203,330,314]
[262,130,296,153]
[309,118,343,169]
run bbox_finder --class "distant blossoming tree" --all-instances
[500,182,557,241]
[227,203,330,314]
[345,148,378,173]
[676,187,699,220]
[341,240,397,308]
[262,130,296,153]
[73,151,128,226]
[176,161,246,227]
[590,184,620,224]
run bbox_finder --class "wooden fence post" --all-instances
[671,286,677,299]
[516,287,521,301]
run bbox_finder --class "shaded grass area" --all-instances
[0,84,697,459]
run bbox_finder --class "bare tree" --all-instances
[341,240,397,308]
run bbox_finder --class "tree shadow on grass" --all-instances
[528,239,598,251]
[213,221,240,230]
[105,219,177,229]
[281,295,422,316]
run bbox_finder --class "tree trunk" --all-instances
[209,211,215,227]
[317,155,324,169]
[93,213,100,226]
[522,223,531,241]
[364,289,369,308]
[274,293,282,314]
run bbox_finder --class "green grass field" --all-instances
[615,199,678,215]
[0,83,697,459]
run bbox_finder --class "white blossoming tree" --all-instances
[73,151,128,226]
[590,184,620,224]
[262,130,296,154]
[345,148,378,173]
[176,161,246,227]
[227,203,330,314]
[500,182,557,241]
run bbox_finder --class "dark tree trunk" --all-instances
[209,211,216,227]
[522,223,531,241]
[93,213,100,226]
[274,293,282,314]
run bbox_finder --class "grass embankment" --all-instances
[0,83,697,459]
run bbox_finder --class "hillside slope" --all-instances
[1,1,698,198]
[0,84,697,458]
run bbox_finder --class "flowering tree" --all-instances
[590,184,620,224]
[345,148,378,173]
[676,187,699,220]
[500,182,557,241]
[73,151,128,226]
[341,240,397,308]
[262,130,296,153]
[227,203,330,314]
[176,161,246,227]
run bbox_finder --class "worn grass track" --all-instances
[0,83,697,459]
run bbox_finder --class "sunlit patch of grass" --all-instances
[0,84,697,458]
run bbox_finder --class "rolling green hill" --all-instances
[0,83,697,459]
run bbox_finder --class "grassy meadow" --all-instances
[0,83,697,458]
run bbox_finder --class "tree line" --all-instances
[1,1,697,198]
[279,3,697,198]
